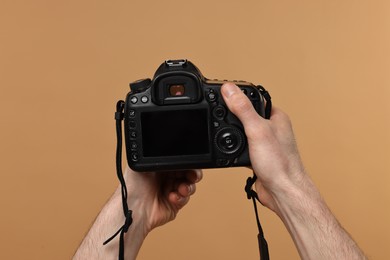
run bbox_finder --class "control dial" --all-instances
[214,127,245,155]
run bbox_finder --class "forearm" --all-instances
[273,174,367,260]
[73,187,147,260]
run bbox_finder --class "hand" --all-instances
[123,166,203,235]
[73,167,202,260]
[221,83,305,214]
[221,83,367,259]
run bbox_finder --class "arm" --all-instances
[221,83,367,260]
[73,167,202,260]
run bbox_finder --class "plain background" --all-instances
[1,0,389,259]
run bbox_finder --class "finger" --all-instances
[221,83,265,132]
[165,170,201,206]
[186,169,203,184]
[168,192,190,210]
[173,169,203,184]
[177,183,196,197]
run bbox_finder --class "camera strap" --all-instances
[258,85,272,119]
[103,100,133,260]
[244,85,272,260]
[245,174,270,260]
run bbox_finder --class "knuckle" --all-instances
[230,92,253,115]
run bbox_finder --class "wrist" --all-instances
[270,171,324,218]
[113,182,150,238]
[279,174,321,205]
[74,185,148,260]
[109,185,149,259]
[270,172,346,259]
[269,172,367,260]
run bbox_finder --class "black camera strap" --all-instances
[103,100,133,260]
[244,85,272,260]
[245,174,270,260]
[258,85,272,119]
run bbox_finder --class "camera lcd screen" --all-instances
[141,109,209,157]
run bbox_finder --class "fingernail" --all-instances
[195,170,203,182]
[222,83,238,98]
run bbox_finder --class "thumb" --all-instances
[221,83,265,132]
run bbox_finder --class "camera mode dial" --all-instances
[130,78,151,93]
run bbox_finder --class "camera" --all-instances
[123,59,268,171]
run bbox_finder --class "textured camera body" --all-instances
[124,60,266,171]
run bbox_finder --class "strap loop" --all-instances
[245,175,259,200]
[245,173,270,260]
[123,210,133,233]
[115,111,124,120]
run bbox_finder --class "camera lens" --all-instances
[169,84,185,96]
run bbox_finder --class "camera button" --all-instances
[129,120,136,128]
[130,142,137,150]
[207,90,217,102]
[213,106,226,119]
[141,96,149,103]
[216,159,230,166]
[128,110,136,118]
[130,131,137,139]
[249,90,259,99]
[130,96,138,104]
[219,132,238,150]
[131,152,139,162]
[213,121,220,128]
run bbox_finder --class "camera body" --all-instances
[124,59,266,172]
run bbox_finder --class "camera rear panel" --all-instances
[123,60,266,172]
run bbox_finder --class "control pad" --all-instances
[214,127,244,155]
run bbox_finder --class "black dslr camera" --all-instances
[124,59,269,171]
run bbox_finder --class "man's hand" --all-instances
[73,167,202,260]
[221,82,305,214]
[221,82,366,260]
[123,167,203,234]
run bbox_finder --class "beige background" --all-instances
[1,0,389,259]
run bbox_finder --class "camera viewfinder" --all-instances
[169,84,185,97]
